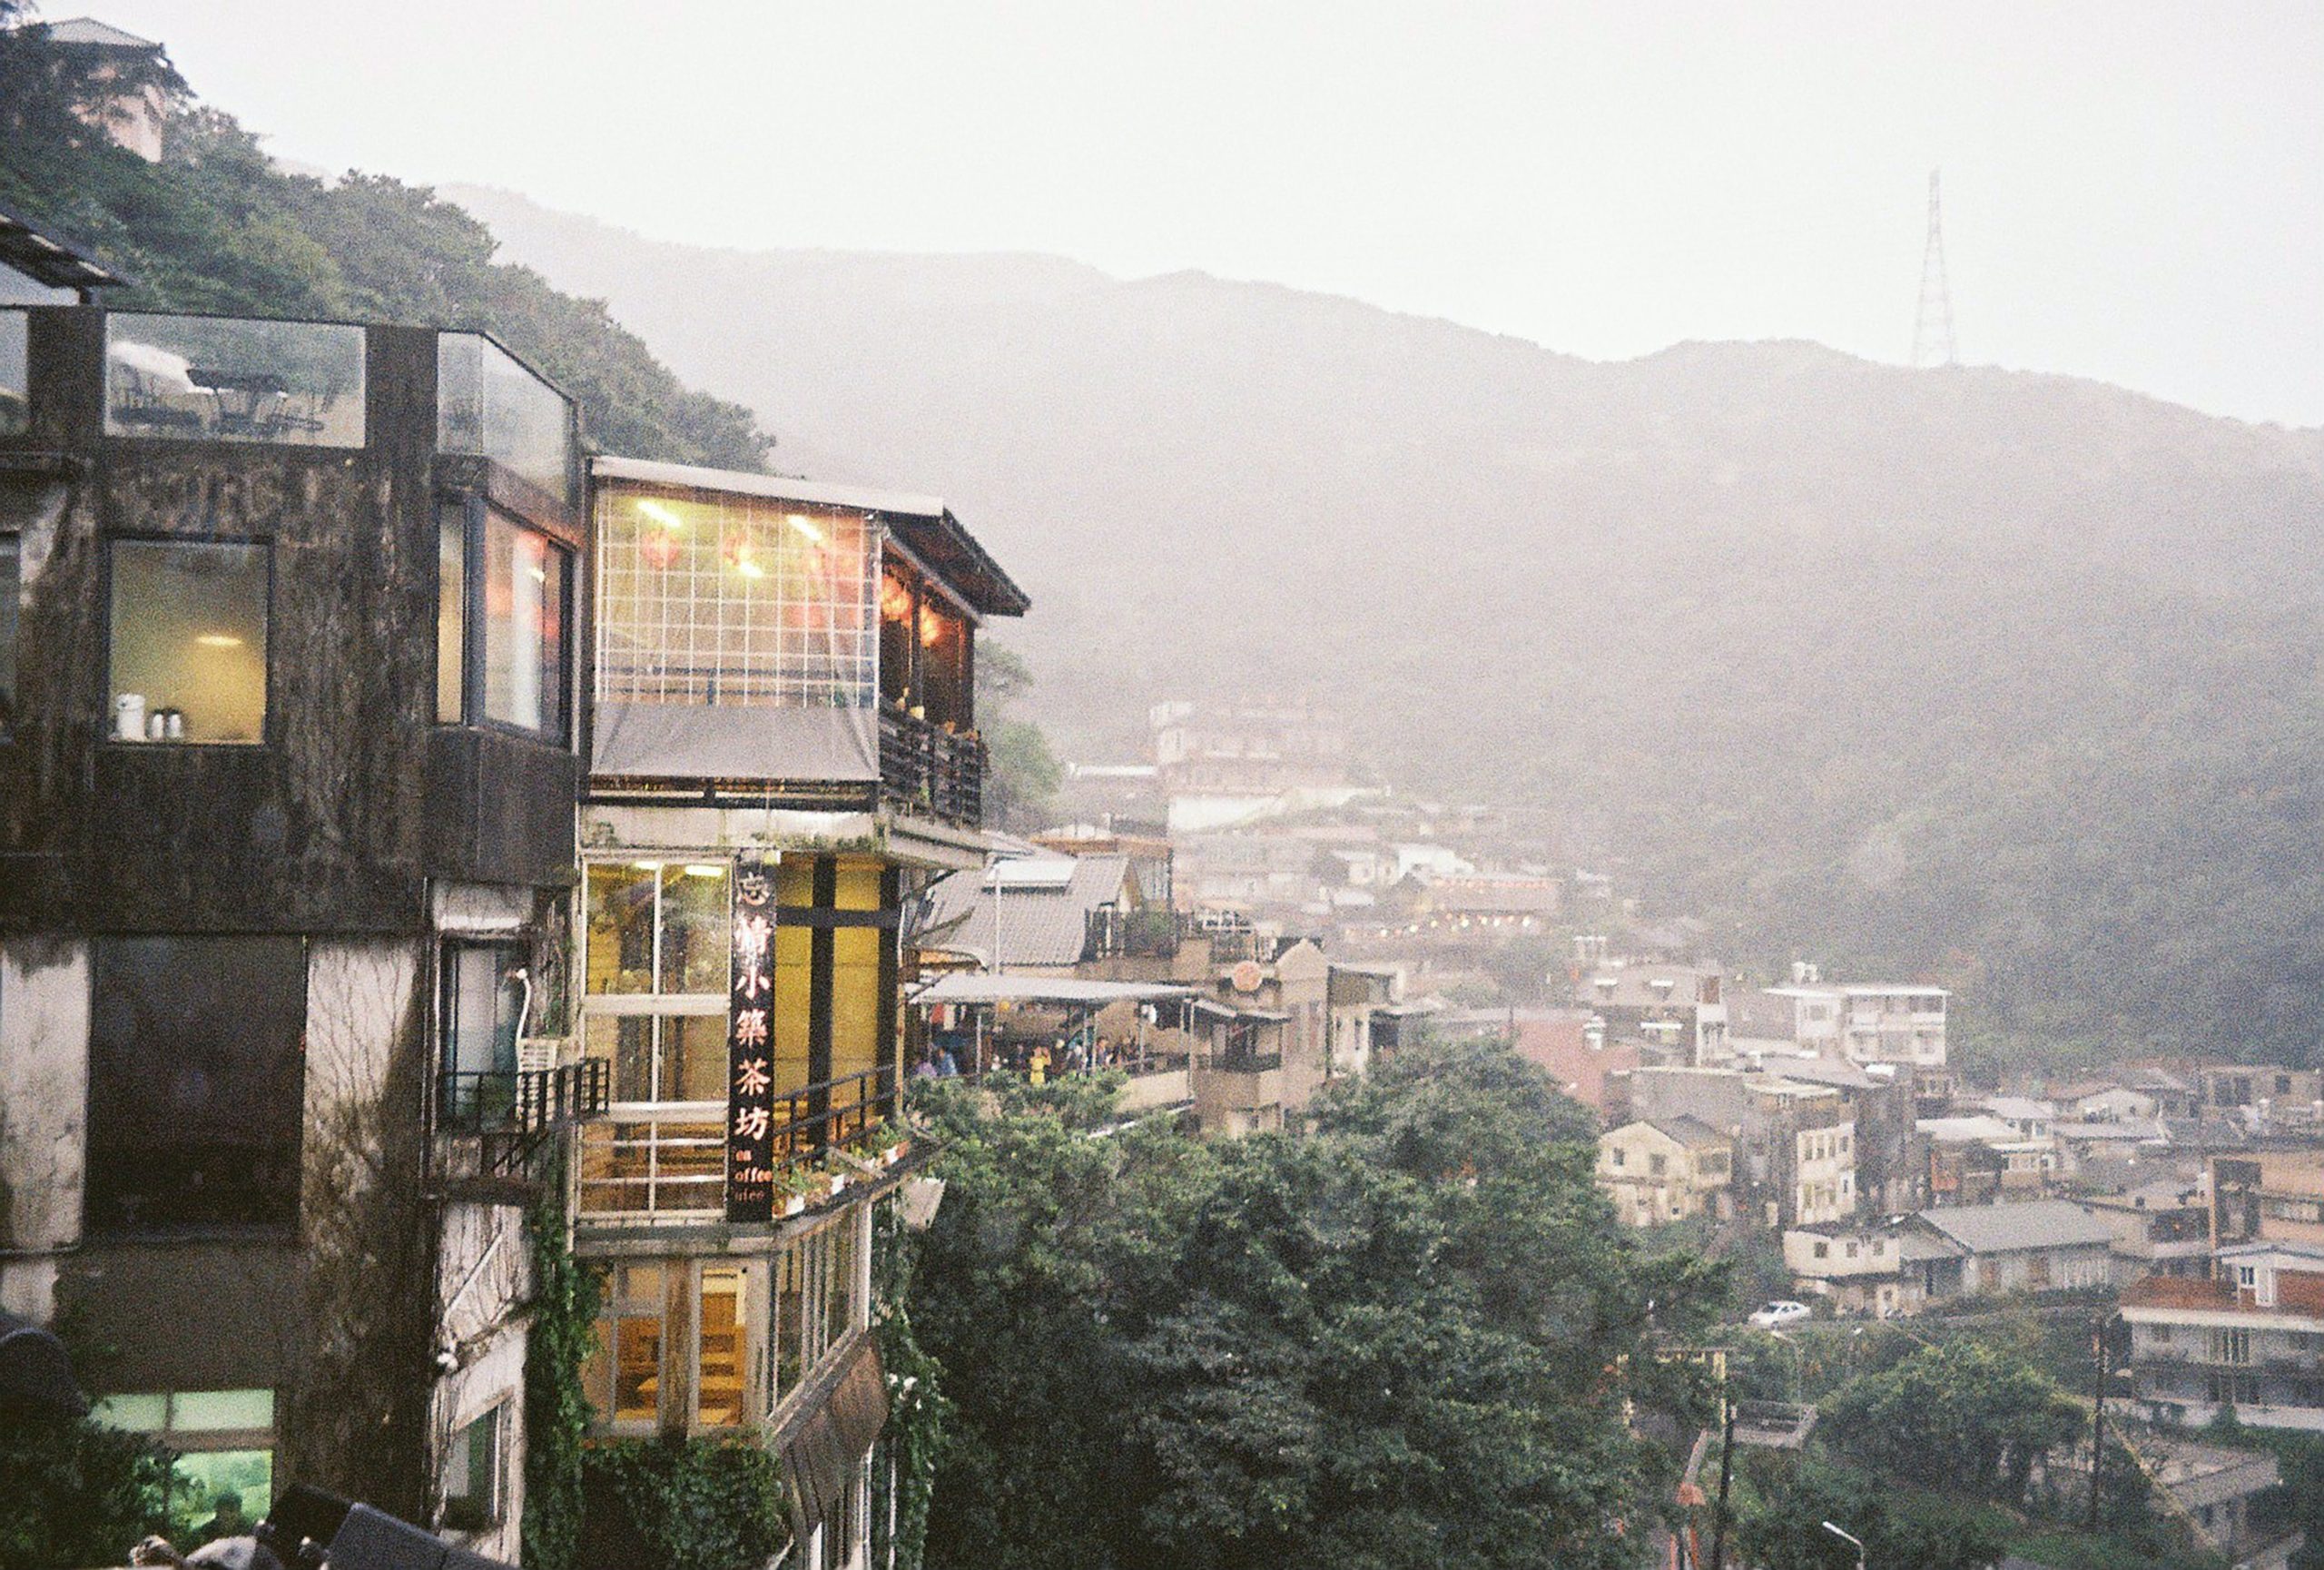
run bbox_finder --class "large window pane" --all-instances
[660,864,729,992]
[481,509,567,738]
[107,539,268,745]
[0,309,25,436]
[441,943,526,1125]
[437,332,574,503]
[586,863,660,995]
[0,533,18,740]
[595,486,877,708]
[87,937,306,1234]
[105,314,364,447]
[437,506,466,723]
[697,1266,746,1427]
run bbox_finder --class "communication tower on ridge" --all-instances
[1912,168,1959,368]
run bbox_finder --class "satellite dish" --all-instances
[1231,961,1265,993]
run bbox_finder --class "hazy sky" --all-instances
[84,1,2324,426]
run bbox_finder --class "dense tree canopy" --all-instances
[1817,1338,2082,1506]
[904,1040,1725,1570]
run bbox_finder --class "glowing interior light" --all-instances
[786,512,826,544]
[684,864,726,878]
[638,499,684,529]
[734,552,767,579]
[631,860,665,872]
[194,634,244,647]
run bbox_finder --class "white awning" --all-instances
[917,974,1196,1006]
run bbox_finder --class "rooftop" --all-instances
[921,854,1137,967]
[590,455,1030,617]
[1913,1200,2115,1255]
[41,16,161,48]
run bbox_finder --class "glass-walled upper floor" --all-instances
[0,310,573,491]
[595,483,880,710]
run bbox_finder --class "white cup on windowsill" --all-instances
[114,694,147,742]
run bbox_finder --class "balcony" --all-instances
[435,1060,610,1193]
[578,1067,900,1222]
[879,706,984,826]
[1085,905,1181,962]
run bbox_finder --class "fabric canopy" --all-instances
[591,702,879,782]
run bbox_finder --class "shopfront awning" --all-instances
[916,974,1196,1007]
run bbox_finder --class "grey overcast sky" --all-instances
[80,0,2324,426]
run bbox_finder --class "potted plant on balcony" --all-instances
[773,1164,820,1218]
[867,1120,911,1167]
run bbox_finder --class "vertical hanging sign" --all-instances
[726,855,777,1222]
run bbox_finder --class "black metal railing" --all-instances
[879,706,985,825]
[770,1065,900,1170]
[437,1060,610,1135]
[1084,905,1181,961]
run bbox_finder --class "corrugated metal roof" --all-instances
[1914,1200,2114,1255]
[921,854,1134,966]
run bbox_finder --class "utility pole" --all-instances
[2089,1313,2127,1531]
[1911,168,1958,368]
[1708,1399,1736,1570]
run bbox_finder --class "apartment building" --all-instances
[1624,1066,1855,1228]
[570,457,1026,1569]
[0,301,593,1558]
[2122,1242,2324,1432]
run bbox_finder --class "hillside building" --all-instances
[570,456,1025,1568]
[0,303,592,1557]
[1595,1119,1734,1228]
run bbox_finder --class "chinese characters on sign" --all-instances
[727,856,778,1221]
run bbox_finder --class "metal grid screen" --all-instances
[596,485,878,707]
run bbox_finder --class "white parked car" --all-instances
[1748,1299,1813,1328]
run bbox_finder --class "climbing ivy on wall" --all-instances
[872,1195,950,1570]
[520,1161,598,1570]
[578,1439,790,1570]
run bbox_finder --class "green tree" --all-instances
[906,1039,1722,1570]
[1817,1338,2081,1505]
[1730,1451,2007,1570]
[0,1397,175,1570]
[975,642,1064,831]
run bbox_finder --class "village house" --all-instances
[1902,1200,2116,1298]
[2122,1241,2324,1432]
[1781,1222,1924,1318]
[1918,1113,2056,1205]
[1623,1066,1856,1228]
[1595,1118,1734,1229]
[1579,962,1729,1068]
[2079,1177,2215,1284]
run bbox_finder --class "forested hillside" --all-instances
[0,11,768,470]
[455,188,2324,1071]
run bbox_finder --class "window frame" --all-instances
[440,1402,507,1533]
[101,533,276,749]
[84,934,308,1237]
[436,496,573,746]
[0,529,18,743]
[438,939,529,1129]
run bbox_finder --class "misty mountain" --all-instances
[454,185,2324,1066]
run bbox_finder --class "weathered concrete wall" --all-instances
[431,1198,531,1565]
[281,937,435,1519]
[0,935,88,1319]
